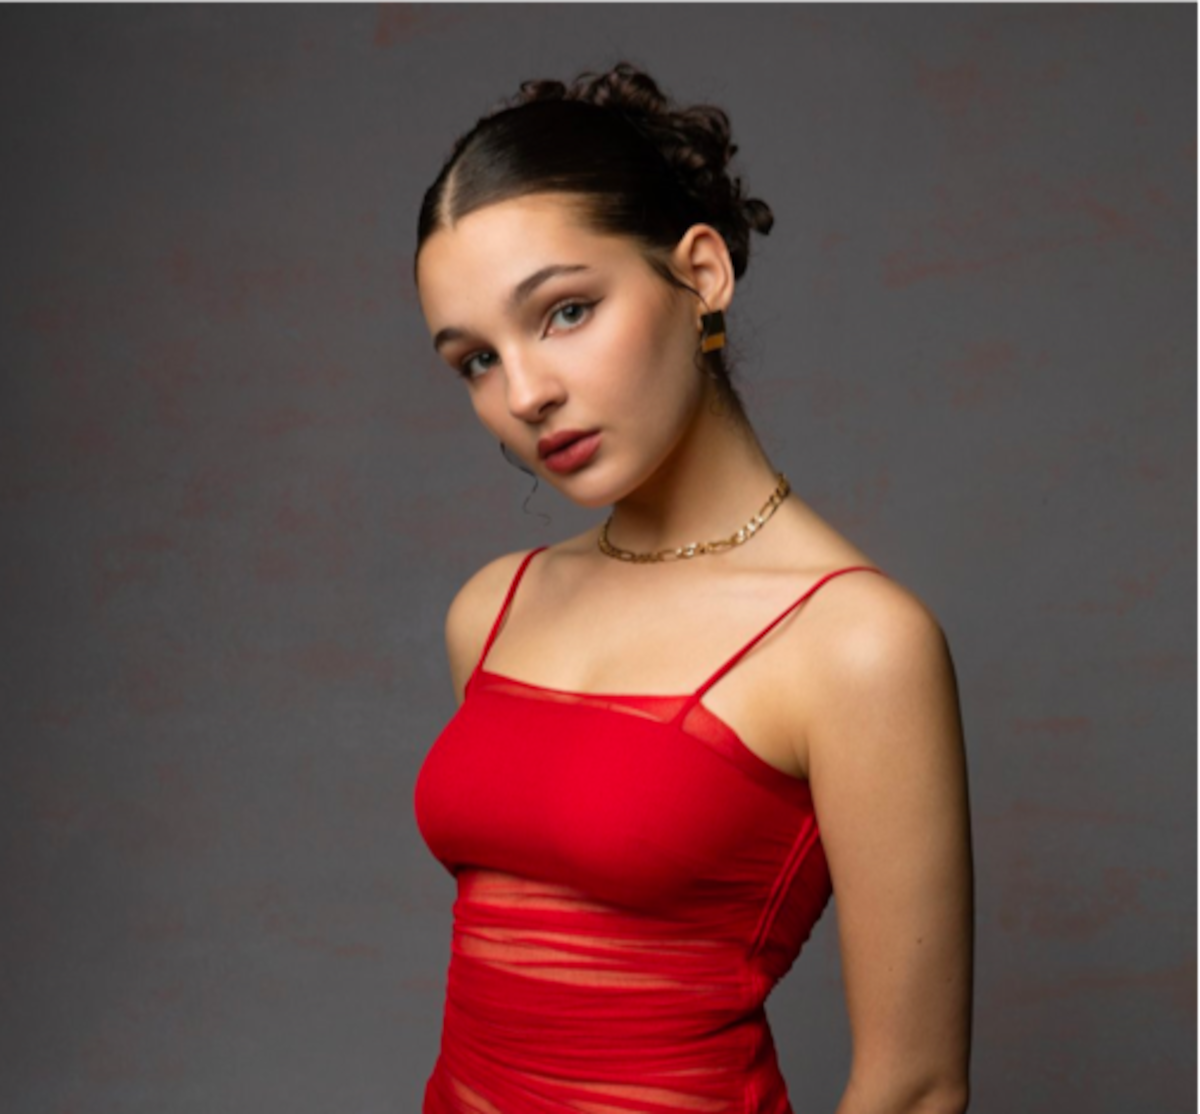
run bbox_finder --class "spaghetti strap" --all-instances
[470,545,550,683]
[678,565,889,718]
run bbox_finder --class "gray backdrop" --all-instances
[1,5,1193,1112]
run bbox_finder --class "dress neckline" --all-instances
[471,666,813,799]
[467,545,887,801]
[474,545,887,713]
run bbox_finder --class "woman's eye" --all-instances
[453,302,595,381]
[458,351,495,380]
[549,300,594,329]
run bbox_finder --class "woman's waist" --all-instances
[445,944,771,1064]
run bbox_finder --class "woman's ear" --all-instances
[672,223,735,315]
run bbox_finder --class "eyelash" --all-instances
[456,298,599,380]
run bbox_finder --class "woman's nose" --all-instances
[503,350,565,421]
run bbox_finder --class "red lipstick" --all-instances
[538,429,597,459]
[541,431,601,474]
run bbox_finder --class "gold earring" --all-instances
[699,309,726,353]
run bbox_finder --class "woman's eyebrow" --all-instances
[432,263,593,352]
[507,262,592,310]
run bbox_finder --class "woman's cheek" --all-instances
[471,394,508,442]
[594,315,669,397]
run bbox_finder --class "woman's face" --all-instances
[415,193,711,509]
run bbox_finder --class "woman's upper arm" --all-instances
[443,549,536,707]
[806,582,974,1112]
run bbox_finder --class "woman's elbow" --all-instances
[913,1078,970,1114]
[841,1071,970,1114]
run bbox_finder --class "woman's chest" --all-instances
[414,688,813,913]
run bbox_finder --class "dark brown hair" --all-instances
[414,61,774,426]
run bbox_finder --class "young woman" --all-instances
[412,63,973,1114]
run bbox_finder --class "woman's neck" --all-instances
[602,391,785,557]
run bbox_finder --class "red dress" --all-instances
[415,545,887,1113]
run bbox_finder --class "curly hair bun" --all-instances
[508,62,774,275]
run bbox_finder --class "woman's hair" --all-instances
[414,61,774,428]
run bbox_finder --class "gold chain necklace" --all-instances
[597,472,791,563]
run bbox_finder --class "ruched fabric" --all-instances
[414,546,887,1113]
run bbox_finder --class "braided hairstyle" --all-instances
[414,61,775,429]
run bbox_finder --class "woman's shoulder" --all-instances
[446,545,546,633]
[447,531,590,623]
[443,545,550,700]
[795,556,953,734]
[767,500,938,647]
[799,552,944,667]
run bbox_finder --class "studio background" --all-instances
[0,5,1193,1112]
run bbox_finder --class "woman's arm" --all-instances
[805,580,974,1114]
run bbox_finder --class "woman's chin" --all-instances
[555,486,614,512]
[535,460,614,509]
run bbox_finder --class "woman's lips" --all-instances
[538,428,597,458]
[542,431,601,474]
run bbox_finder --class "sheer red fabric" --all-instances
[415,545,888,1113]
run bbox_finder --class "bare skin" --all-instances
[416,191,973,1112]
